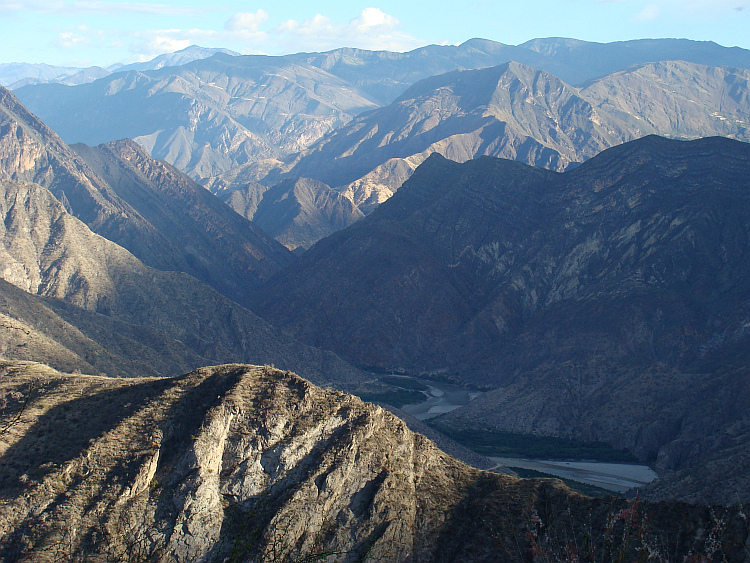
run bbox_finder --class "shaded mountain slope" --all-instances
[251,136,750,501]
[0,277,208,378]
[0,176,366,387]
[1,362,748,562]
[229,177,364,250]
[14,54,378,181]
[73,139,293,302]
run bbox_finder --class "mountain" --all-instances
[579,60,750,140]
[0,85,293,302]
[15,38,750,187]
[251,136,750,501]
[112,45,240,73]
[522,37,750,82]
[14,55,379,181]
[295,37,750,104]
[1,46,236,89]
[281,59,750,214]
[0,63,85,87]
[1,361,747,562]
[0,84,186,271]
[7,67,111,89]
[221,177,364,250]
[0,276,208,378]
[290,38,572,105]
[284,61,644,212]
[0,175,366,387]
[72,139,293,303]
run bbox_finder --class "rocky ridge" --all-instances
[1,361,748,562]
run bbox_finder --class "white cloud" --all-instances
[56,31,90,48]
[225,9,269,32]
[275,7,422,53]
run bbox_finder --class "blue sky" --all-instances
[1,0,749,67]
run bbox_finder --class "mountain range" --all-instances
[276,59,750,214]
[13,37,750,194]
[1,34,750,537]
[251,135,750,503]
[0,84,374,390]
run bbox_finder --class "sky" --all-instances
[1,0,749,68]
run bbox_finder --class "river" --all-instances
[385,375,658,493]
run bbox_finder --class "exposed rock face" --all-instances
[251,136,750,502]
[73,139,293,303]
[1,362,748,562]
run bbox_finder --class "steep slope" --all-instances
[73,139,293,302]
[251,136,750,500]
[14,54,378,181]
[0,177,366,387]
[0,87,292,298]
[580,60,750,140]
[230,177,364,250]
[1,362,748,562]
[0,85,184,272]
[0,277,208,378]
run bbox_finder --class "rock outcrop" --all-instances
[1,361,748,562]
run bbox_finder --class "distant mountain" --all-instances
[290,38,572,105]
[284,61,644,212]
[15,37,750,187]
[1,45,236,89]
[281,59,750,213]
[579,60,750,140]
[72,139,293,303]
[295,37,750,103]
[251,136,750,502]
[111,45,239,73]
[14,55,378,181]
[0,62,84,87]
[221,177,364,250]
[7,67,111,89]
[1,361,747,561]
[522,37,750,82]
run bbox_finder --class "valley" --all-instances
[1,33,750,562]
